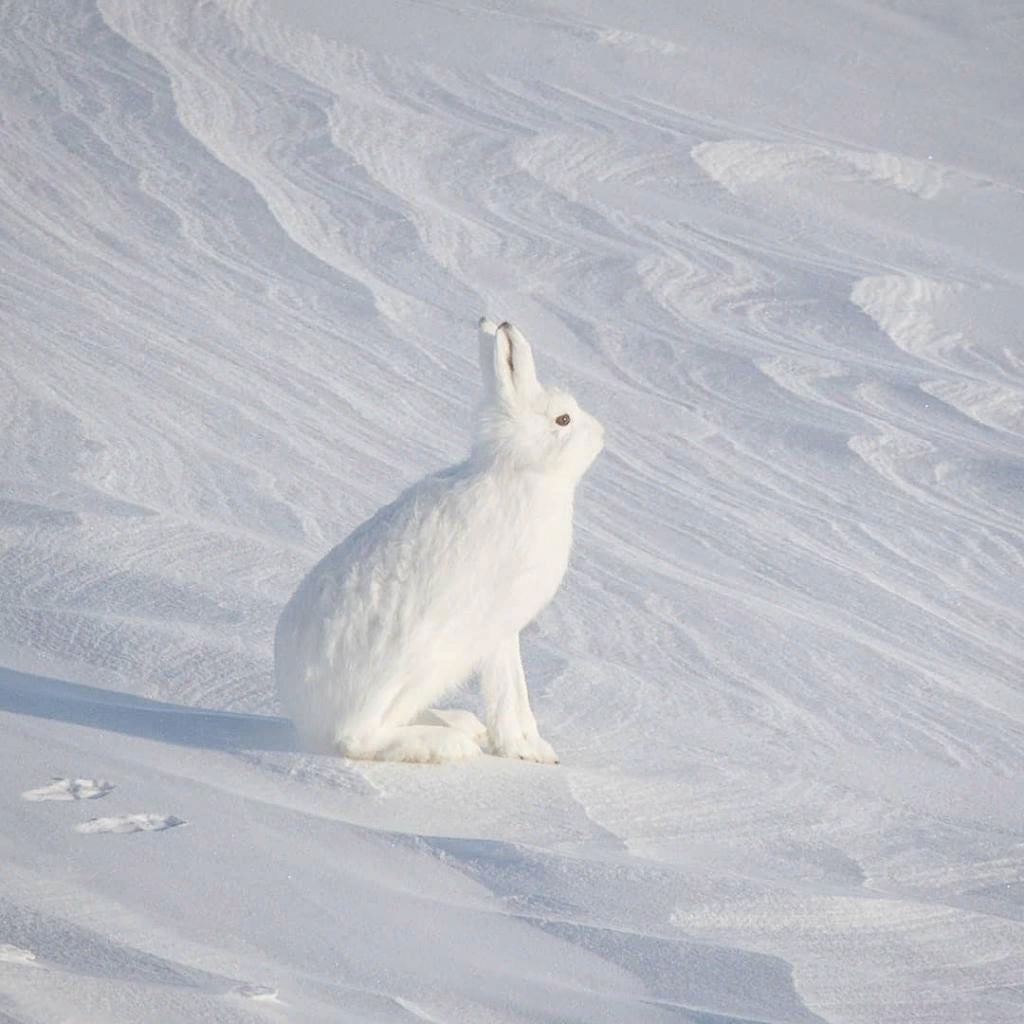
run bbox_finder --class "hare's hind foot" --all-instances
[338,724,482,764]
[415,707,488,746]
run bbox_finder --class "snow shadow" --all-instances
[0,668,297,753]
[0,896,232,990]
[425,836,827,1024]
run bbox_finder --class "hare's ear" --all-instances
[479,318,541,406]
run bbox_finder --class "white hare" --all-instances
[274,318,604,763]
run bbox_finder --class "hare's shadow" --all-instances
[0,667,298,752]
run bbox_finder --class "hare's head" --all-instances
[475,319,604,482]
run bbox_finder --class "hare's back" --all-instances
[277,466,567,685]
[278,473,489,645]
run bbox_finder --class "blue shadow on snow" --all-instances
[0,667,298,752]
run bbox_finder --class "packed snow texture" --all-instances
[1,1,1022,1022]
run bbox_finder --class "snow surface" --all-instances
[1,0,1023,1021]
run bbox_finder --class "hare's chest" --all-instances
[444,476,574,633]
[492,504,572,622]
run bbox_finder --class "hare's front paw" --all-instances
[488,730,559,764]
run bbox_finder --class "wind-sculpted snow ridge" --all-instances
[692,140,953,200]
[1,0,1023,1021]
[852,275,1024,436]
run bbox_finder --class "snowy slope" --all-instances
[2,0,1023,1021]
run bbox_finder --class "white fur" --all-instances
[274,318,604,763]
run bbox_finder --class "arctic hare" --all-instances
[274,318,604,763]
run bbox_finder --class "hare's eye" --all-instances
[555,413,571,426]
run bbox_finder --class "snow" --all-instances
[1,0,1022,1021]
